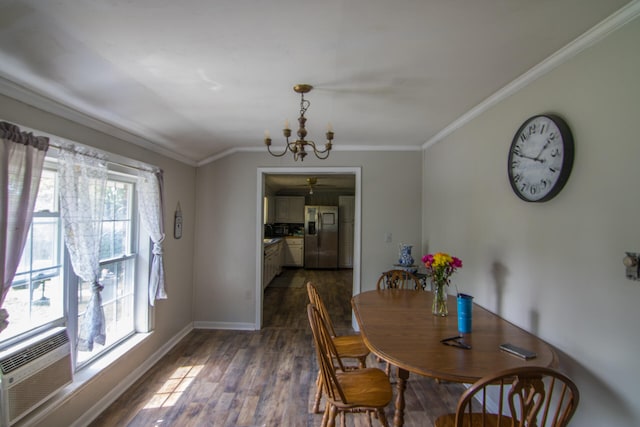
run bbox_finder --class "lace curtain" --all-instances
[58,143,108,351]
[137,169,167,305]
[0,122,49,332]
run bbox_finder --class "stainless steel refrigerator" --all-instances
[304,205,339,269]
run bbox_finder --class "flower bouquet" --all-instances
[422,252,462,316]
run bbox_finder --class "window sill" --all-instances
[72,331,151,385]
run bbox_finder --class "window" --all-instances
[1,160,147,369]
[3,168,64,340]
[76,174,138,365]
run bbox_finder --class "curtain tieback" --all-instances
[152,242,164,256]
[92,281,104,292]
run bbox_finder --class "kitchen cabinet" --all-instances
[338,196,355,268]
[264,196,275,224]
[283,237,304,267]
[275,196,305,223]
[263,239,283,289]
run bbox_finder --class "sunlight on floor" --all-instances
[143,364,204,409]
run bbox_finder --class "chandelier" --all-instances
[264,84,334,161]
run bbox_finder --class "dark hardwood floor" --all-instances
[89,269,465,427]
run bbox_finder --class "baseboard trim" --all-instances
[193,321,256,331]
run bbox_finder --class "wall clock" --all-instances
[507,114,574,202]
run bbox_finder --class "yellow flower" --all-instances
[432,252,453,269]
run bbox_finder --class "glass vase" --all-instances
[432,283,448,316]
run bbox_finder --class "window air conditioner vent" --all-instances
[0,330,69,374]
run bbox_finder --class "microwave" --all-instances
[273,224,289,236]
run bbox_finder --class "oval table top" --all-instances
[351,289,558,384]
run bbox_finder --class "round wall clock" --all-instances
[507,114,574,202]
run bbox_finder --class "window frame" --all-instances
[0,152,153,373]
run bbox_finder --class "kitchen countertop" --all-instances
[263,237,283,247]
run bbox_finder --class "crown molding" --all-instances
[422,0,640,150]
[196,144,421,167]
[0,76,199,166]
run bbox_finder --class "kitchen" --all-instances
[262,174,355,290]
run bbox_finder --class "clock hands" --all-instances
[514,152,544,163]
[533,140,552,161]
[514,140,553,164]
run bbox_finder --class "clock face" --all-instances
[508,114,574,202]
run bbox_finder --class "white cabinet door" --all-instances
[339,195,355,222]
[264,196,275,224]
[275,197,289,223]
[263,241,283,289]
[283,238,304,267]
[288,197,305,223]
[275,196,305,223]
[291,244,304,267]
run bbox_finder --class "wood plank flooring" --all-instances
[89,269,466,427]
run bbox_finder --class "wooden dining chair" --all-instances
[434,366,580,427]
[307,304,392,427]
[306,282,370,413]
[376,269,421,291]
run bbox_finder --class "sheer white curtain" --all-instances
[0,122,49,333]
[137,169,167,306]
[58,143,108,351]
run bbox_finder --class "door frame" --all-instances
[255,166,362,329]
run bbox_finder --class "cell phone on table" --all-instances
[499,343,537,360]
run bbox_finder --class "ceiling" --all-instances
[0,1,632,166]
[266,174,355,195]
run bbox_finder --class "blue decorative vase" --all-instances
[398,244,414,266]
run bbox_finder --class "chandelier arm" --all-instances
[265,144,289,157]
[305,140,329,154]
[313,150,331,160]
[301,140,331,160]
[265,136,294,157]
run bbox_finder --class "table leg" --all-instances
[393,366,409,427]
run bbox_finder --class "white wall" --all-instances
[422,17,640,427]
[193,151,422,326]
[0,94,196,427]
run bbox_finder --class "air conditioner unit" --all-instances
[0,327,73,426]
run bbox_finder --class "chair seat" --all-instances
[333,334,369,359]
[435,413,515,427]
[333,368,393,409]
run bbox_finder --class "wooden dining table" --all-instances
[351,289,558,427]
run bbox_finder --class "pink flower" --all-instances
[452,257,463,268]
[422,254,434,267]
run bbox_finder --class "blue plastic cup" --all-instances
[457,293,473,334]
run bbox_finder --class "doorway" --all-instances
[255,167,362,329]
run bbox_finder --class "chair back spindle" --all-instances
[435,366,580,427]
[376,269,421,290]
